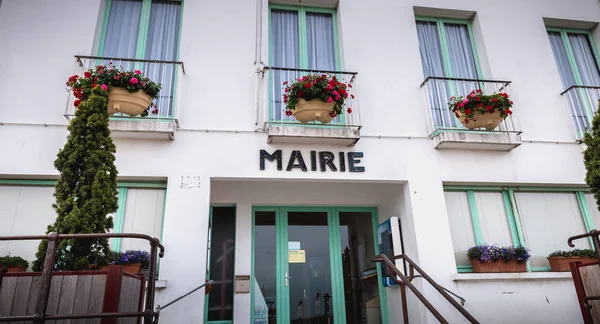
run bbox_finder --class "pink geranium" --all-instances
[129,77,139,85]
[100,84,108,91]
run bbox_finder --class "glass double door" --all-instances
[253,208,385,324]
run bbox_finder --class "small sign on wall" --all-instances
[235,275,250,293]
[289,250,306,263]
[288,241,301,250]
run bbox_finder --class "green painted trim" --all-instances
[502,191,521,247]
[278,207,288,324]
[250,207,257,324]
[369,208,390,324]
[437,19,454,78]
[329,208,346,323]
[531,266,552,272]
[514,187,591,192]
[576,191,596,247]
[298,7,308,68]
[112,187,128,251]
[117,182,167,188]
[444,186,504,191]
[466,23,483,78]
[204,206,214,324]
[457,265,473,273]
[415,16,438,22]
[136,0,152,60]
[466,191,484,245]
[0,179,57,186]
[507,188,530,272]
[430,128,504,137]
[97,0,112,56]
[331,10,341,70]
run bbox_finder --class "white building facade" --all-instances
[1,0,600,323]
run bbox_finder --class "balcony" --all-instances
[64,55,184,140]
[561,85,600,140]
[263,67,361,146]
[421,77,522,151]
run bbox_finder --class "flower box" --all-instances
[0,255,29,273]
[107,88,153,116]
[0,265,27,273]
[449,90,513,130]
[470,260,527,273]
[547,257,596,272]
[456,110,504,130]
[293,99,336,123]
[101,263,142,274]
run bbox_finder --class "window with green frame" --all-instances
[415,17,483,128]
[98,0,183,117]
[444,186,598,272]
[268,5,341,121]
[547,27,600,136]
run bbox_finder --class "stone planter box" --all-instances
[470,260,527,273]
[548,256,596,272]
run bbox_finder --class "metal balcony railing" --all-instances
[561,85,600,139]
[420,77,521,136]
[64,55,185,121]
[264,67,360,129]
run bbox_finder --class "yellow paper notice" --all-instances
[289,250,306,263]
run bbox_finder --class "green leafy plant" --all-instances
[0,255,29,269]
[66,63,162,116]
[584,101,600,214]
[283,74,354,118]
[109,250,150,268]
[448,89,513,125]
[32,86,119,271]
[548,249,596,258]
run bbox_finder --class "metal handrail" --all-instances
[420,76,511,88]
[156,280,214,312]
[0,232,164,323]
[265,66,358,75]
[74,55,186,74]
[560,84,600,96]
[372,254,479,324]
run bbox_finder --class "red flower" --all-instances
[285,110,293,116]
[476,103,483,108]
[464,108,472,115]
[74,99,81,108]
[486,105,493,112]
[84,71,91,78]
[509,100,513,105]
[351,94,355,99]
[322,74,327,78]
[304,82,312,89]
[114,75,121,80]
[298,91,304,97]
[476,89,482,93]
[283,81,288,85]
[347,107,352,114]
[91,83,97,88]
[455,112,460,118]
[492,97,499,103]
[475,97,481,101]
[330,111,337,118]
[506,109,513,115]
[348,84,353,88]
[284,88,289,93]
[283,95,288,104]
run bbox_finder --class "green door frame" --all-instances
[250,206,390,324]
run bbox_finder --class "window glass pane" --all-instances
[306,12,335,70]
[443,23,478,79]
[416,21,445,78]
[568,33,600,86]
[516,192,590,268]
[254,211,277,324]
[445,191,475,266]
[548,31,576,88]
[475,192,512,247]
[103,0,143,57]
[271,9,300,69]
[120,188,165,251]
[586,193,600,230]
[207,207,236,321]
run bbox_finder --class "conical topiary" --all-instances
[32,86,118,271]
[584,101,600,215]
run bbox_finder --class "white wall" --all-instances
[1,0,599,323]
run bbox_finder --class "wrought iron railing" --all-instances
[561,85,600,139]
[64,55,185,121]
[420,77,520,136]
[373,253,479,324]
[264,66,360,129]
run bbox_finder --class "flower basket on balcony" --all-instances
[448,90,513,130]
[101,250,150,274]
[467,244,530,273]
[0,255,29,273]
[66,64,162,117]
[283,74,353,124]
[547,249,596,272]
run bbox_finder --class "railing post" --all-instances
[33,232,59,324]
[144,238,159,323]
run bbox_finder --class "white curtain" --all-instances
[145,1,181,117]
[271,10,299,120]
[416,21,454,127]
[445,24,478,79]
[306,13,335,70]
[103,0,143,58]
[548,32,576,87]
[569,33,600,86]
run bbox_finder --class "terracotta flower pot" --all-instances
[107,88,152,116]
[547,257,596,272]
[292,99,336,124]
[101,263,142,274]
[457,110,504,130]
[0,265,26,273]
[470,260,527,273]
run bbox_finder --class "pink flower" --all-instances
[129,77,139,84]
[459,103,465,107]
[462,99,469,104]
[332,91,340,101]
[326,97,333,103]
[326,84,333,91]
[100,84,108,91]
[134,70,142,74]
[509,100,513,105]
[141,82,146,87]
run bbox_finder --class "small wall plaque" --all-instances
[235,275,251,293]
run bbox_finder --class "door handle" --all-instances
[285,272,292,287]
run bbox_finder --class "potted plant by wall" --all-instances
[467,244,530,273]
[0,255,29,273]
[283,74,353,123]
[66,63,162,117]
[547,249,597,272]
[448,89,513,130]
[103,250,150,274]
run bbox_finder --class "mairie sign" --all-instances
[259,149,365,172]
